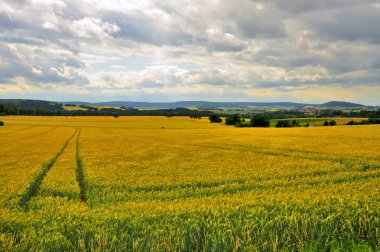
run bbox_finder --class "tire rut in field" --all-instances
[75,128,88,203]
[18,127,79,208]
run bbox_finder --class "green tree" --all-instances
[225,114,241,125]
[0,104,15,115]
[276,120,291,127]
[329,120,336,126]
[250,115,270,127]
[209,114,222,123]
[368,118,380,124]
[291,120,300,127]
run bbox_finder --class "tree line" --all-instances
[346,118,380,125]
[318,109,380,118]
[209,114,380,128]
[0,104,213,117]
[209,114,271,127]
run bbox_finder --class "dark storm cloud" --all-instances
[304,4,380,43]
[254,73,380,89]
[102,10,193,46]
[270,0,377,13]
[99,0,287,51]
[0,43,31,83]
[251,38,380,75]
[157,0,287,43]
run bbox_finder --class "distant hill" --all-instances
[63,101,315,109]
[0,99,64,111]
[1,99,374,111]
[319,101,367,108]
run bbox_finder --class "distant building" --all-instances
[300,108,316,117]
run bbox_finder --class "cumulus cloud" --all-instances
[72,17,120,39]
[0,0,379,105]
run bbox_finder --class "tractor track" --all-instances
[18,128,78,208]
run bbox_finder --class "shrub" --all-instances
[347,118,380,125]
[323,121,329,126]
[329,120,336,126]
[276,120,291,128]
[291,120,300,127]
[0,121,3,126]
[250,115,270,127]
[346,120,358,125]
[305,123,309,127]
[368,118,380,124]
[225,114,241,126]
[209,114,222,123]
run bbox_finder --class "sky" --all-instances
[0,0,379,105]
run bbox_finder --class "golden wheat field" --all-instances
[0,116,379,251]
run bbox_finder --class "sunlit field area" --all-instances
[0,116,379,251]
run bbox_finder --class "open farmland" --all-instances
[0,116,379,251]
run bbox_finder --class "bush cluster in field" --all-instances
[323,120,337,126]
[210,114,271,127]
[347,118,380,125]
[208,113,380,128]
[276,119,301,127]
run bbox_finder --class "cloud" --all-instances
[0,43,88,85]
[72,17,120,39]
[0,0,379,105]
[302,3,380,43]
[270,0,376,14]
